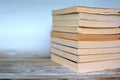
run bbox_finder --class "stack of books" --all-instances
[51,6,120,73]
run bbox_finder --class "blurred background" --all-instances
[0,0,120,59]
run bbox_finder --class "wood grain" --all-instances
[0,59,119,79]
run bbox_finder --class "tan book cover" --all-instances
[53,20,120,28]
[52,43,120,55]
[52,48,120,62]
[52,37,120,48]
[53,13,120,22]
[51,31,120,41]
[51,53,120,73]
[53,26,120,34]
[53,6,120,15]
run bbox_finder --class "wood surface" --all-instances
[52,54,120,73]
[0,59,120,79]
[52,37,120,48]
[52,43,120,55]
[53,6,120,15]
[53,26,120,34]
[51,31,120,41]
[53,13,120,22]
[52,48,120,62]
[53,20,120,28]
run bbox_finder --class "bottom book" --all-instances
[51,53,120,73]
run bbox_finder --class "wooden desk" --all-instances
[0,59,120,80]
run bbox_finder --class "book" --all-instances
[53,26,120,34]
[51,6,120,73]
[53,13,120,22]
[52,48,120,62]
[51,53,120,73]
[51,31,120,41]
[53,6,120,15]
[53,20,120,28]
[52,43,120,55]
[52,37,120,48]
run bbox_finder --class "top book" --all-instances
[53,6,120,15]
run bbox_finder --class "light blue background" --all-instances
[0,0,120,58]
